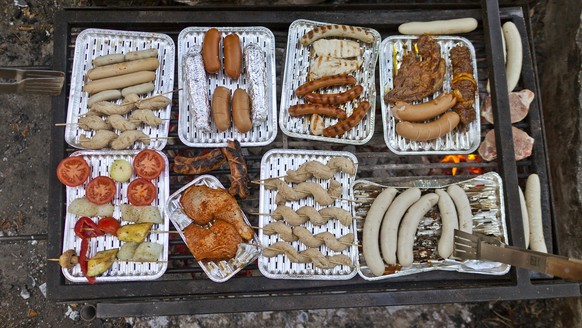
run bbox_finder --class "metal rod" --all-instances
[0,234,47,242]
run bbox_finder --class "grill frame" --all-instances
[47,2,581,317]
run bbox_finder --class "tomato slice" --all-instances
[127,178,157,206]
[97,217,120,236]
[74,216,105,239]
[133,150,165,180]
[56,156,91,187]
[86,176,116,205]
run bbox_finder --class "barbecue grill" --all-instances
[47,1,582,318]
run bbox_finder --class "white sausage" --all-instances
[447,184,473,234]
[526,174,547,253]
[363,187,398,276]
[435,189,458,259]
[121,82,155,97]
[503,21,522,92]
[87,89,122,107]
[92,54,125,67]
[518,186,530,249]
[398,18,478,35]
[397,193,439,267]
[380,187,421,265]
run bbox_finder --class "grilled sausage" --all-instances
[323,101,370,137]
[295,74,357,97]
[288,104,347,119]
[222,140,249,199]
[223,34,242,79]
[304,85,363,105]
[87,90,122,107]
[124,49,158,61]
[435,189,458,259]
[86,57,159,80]
[202,28,221,74]
[211,86,232,132]
[173,149,226,175]
[83,71,156,95]
[391,92,457,122]
[232,88,252,133]
[92,54,125,67]
[121,82,155,97]
[300,24,375,45]
[397,193,439,267]
[395,111,460,141]
[447,184,473,234]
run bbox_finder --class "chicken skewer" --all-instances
[260,241,355,269]
[258,179,360,206]
[253,157,357,184]
[260,222,357,251]
[253,205,354,226]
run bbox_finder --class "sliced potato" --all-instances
[86,249,118,277]
[117,223,153,243]
[117,242,140,260]
[68,197,97,217]
[109,159,133,182]
[133,242,163,261]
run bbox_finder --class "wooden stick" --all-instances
[55,118,171,127]
[250,212,363,220]
[48,258,168,264]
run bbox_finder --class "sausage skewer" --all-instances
[251,205,354,227]
[259,242,356,269]
[257,223,358,250]
[253,158,357,184]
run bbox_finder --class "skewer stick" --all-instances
[55,118,171,127]
[48,258,168,264]
[81,228,179,234]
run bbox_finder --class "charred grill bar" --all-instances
[47,1,582,318]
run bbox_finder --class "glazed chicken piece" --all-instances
[182,220,242,261]
[385,34,446,104]
[179,185,253,240]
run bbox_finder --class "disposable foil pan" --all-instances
[177,26,277,147]
[258,149,359,280]
[352,171,509,281]
[61,150,170,283]
[379,35,481,155]
[165,175,260,283]
[279,19,381,145]
[65,28,175,150]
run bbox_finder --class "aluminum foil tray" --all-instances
[258,149,359,280]
[62,150,170,283]
[65,29,175,150]
[165,175,260,283]
[177,26,277,148]
[279,19,381,145]
[379,35,480,155]
[352,172,509,281]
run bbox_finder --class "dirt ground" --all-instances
[0,0,581,327]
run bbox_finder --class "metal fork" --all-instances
[0,68,64,95]
[453,229,582,281]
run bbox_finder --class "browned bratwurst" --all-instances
[222,140,250,199]
[323,101,370,137]
[304,85,363,105]
[295,74,357,97]
[223,34,242,79]
[173,149,226,175]
[202,28,222,74]
[288,104,347,119]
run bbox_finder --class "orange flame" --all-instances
[441,154,484,176]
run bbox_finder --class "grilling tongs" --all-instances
[453,229,582,281]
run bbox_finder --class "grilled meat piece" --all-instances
[222,140,250,199]
[179,185,253,240]
[385,34,446,103]
[450,45,477,128]
[173,149,226,175]
[182,220,242,261]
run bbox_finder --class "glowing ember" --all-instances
[440,154,484,175]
